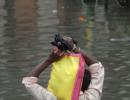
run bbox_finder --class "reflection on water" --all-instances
[102,1,130,100]
[0,0,130,100]
[57,0,87,49]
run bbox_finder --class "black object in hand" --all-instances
[51,34,69,51]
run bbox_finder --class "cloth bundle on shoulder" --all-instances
[48,53,85,100]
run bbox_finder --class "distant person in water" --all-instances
[22,34,104,100]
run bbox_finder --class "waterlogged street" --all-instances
[0,0,130,100]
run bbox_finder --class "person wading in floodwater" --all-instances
[22,34,104,100]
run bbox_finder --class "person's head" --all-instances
[81,69,91,92]
[51,34,77,55]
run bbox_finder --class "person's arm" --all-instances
[22,51,62,87]
[74,47,97,66]
[78,50,104,100]
[26,51,62,77]
[22,59,51,87]
[27,58,52,77]
[80,50,97,66]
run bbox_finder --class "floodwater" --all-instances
[0,0,130,100]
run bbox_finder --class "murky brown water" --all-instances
[0,0,130,100]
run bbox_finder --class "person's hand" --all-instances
[47,46,64,63]
[72,45,81,53]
